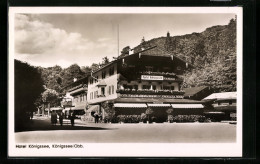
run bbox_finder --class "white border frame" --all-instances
[8,7,243,157]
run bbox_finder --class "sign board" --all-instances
[164,77,176,80]
[141,75,163,80]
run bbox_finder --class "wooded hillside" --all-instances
[37,18,236,93]
[132,18,236,92]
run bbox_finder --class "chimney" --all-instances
[73,78,77,82]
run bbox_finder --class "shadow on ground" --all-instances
[15,119,116,133]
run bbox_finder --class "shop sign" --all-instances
[141,75,163,80]
[163,77,176,80]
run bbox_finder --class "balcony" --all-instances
[70,87,87,96]
[61,101,73,107]
[97,94,106,98]
[116,89,185,95]
[140,71,177,77]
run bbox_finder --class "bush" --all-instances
[167,115,174,123]
[140,113,147,122]
[173,115,206,123]
[116,115,141,123]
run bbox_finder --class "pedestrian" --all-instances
[70,111,75,126]
[95,113,99,123]
[51,111,58,125]
[59,112,64,126]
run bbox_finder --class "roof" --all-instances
[184,86,208,97]
[171,104,204,109]
[96,80,107,87]
[62,76,89,90]
[203,92,237,100]
[92,45,193,74]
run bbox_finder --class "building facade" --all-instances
[62,77,88,119]
[84,46,206,123]
[203,92,237,121]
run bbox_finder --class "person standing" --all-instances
[59,112,64,126]
[94,113,99,123]
[70,111,75,126]
[51,111,58,125]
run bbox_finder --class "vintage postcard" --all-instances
[8,7,242,157]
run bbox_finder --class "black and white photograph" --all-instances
[8,7,242,157]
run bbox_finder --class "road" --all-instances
[15,117,236,143]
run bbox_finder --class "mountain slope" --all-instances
[132,18,236,92]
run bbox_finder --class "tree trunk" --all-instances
[42,104,45,116]
[48,103,50,117]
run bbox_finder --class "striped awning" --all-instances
[114,103,147,108]
[204,111,225,114]
[86,105,99,112]
[50,107,63,111]
[71,105,86,110]
[171,104,204,109]
[147,104,171,107]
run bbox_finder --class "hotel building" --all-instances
[84,45,206,123]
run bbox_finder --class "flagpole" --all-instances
[117,24,119,57]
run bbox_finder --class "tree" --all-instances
[15,60,44,130]
[102,56,110,65]
[42,88,59,116]
[62,64,85,87]
[145,107,153,123]
[120,46,131,57]
[101,101,115,123]
[166,108,174,123]
[90,63,99,72]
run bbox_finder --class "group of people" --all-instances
[51,111,75,126]
[51,110,102,125]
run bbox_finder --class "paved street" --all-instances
[15,116,236,143]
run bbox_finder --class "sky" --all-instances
[14,13,236,68]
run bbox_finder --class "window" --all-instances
[112,85,114,94]
[171,86,175,90]
[109,86,111,95]
[109,66,114,76]
[229,101,232,105]
[95,91,98,98]
[145,66,153,72]
[163,86,171,90]
[90,78,93,84]
[123,84,133,90]
[102,71,106,79]
[95,76,99,83]
[142,85,150,90]
[163,67,171,72]
[153,85,156,90]
[101,87,105,96]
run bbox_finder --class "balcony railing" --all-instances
[97,94,106,98]
[70,87,87,96]
[116,89,185,95]
[140,71,177,77]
